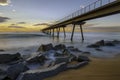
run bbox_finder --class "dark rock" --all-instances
[95,40,105,46]
[7,63,29,80]
[82,52,91,55]
[68,48,82,52]
[17,62,67,80]
[37,43,53,52]
[67,61,88,69]
[26,54,46,64]
[77,56,90,62]
[0,49,5,52]
[95,48,103,51]
[0,69,7,80]
[105,42,115,46]
[87,44,100,48]
[54,56,70,65]
[54,44,66,50]
[112,40,120,44]
[0,53,22,64]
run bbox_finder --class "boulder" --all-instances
[87,44,100,48]
[54,44,66,50]
[54,56,70,65]
[0,53,22,64]
[37,43,53,52]
[7,63,29,80]
[112,40,120,44]
[95,40,105,46]
[77,56,90,62]
[105,42,115,46]
[0,69,7,80]
[17,62,67,80]
[95,48,103,51]
[26,54,46,64]
[0,49,5,52]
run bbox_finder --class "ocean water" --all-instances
[0,32,120,58]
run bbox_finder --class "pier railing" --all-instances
[55,0,116,24]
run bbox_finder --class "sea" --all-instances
[0,32,120,58]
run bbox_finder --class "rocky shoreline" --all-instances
[0,40,120,80]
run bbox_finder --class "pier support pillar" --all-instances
[71,24,75,41]
[57,27,60,38]
[52,29,54,37]
[80,25,84,41]
[63,27,66,38]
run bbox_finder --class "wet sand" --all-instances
[45,56,120,80]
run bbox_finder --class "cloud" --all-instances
[0,0,11,6]
[8,26,25,28]
[33,23,50,26]
[0,16,10,23]
[17,22,26,24]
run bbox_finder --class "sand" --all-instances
[45,56,120,80]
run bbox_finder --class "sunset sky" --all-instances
[0,0,120,32]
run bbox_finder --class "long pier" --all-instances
[42,0,120,41]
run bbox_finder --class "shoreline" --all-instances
[45,56,120,80]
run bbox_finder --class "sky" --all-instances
[0,0,120,32]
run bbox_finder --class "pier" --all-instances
[42,0,120,41]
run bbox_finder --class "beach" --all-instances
[45,56,120,80]
[0,32,120,80]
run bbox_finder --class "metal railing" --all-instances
[55,0,116,25]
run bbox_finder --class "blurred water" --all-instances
[0,32,120,58]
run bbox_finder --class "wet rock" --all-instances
[0,53,22,64]
[95,48,103,51]
[105,42,115,46]
[87,44,100,48]
[7,63,29,80]
[67,61,88,69]
[0,49,5,52]
[37,43,53,52]
[112,40,120,44]
[82,52,91,55]
[17,62,67,80]
[77,56,90,62]
[54,44,66,50]
[54,56,70,65]
[26,54,46,64]
[68,48,82,52]
[0,69,7,80]
[95,40,105,46]
[54,50,69,57]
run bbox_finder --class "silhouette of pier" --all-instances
[42,0,120,41]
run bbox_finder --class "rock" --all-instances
[54,44,66,50]
[67,61,88,69]
[87,44,100,48]
[0,53,22,64]
[95,40,105,46]
[68,48,82,52]
[54,56,70,65]
[7,63,29,80]
[112,40,120,44]
[105,42,115,46]
[95,48,103,51]
[82,52,91,55]
[37,43,53,52]
[26,54,46,64]
[77,56,90,62]
[0,69,7,80]
[17,62,67,80]
[54,50,69,57]
[0,49,5,52]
